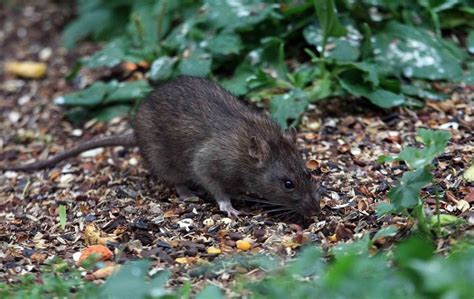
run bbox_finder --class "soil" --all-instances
[0,0,473,291]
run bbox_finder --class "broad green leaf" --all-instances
[221,64,254,96]
[327,39,360,61]
[101,260,150,299]
[178,49,212,77]
[387,167,433,209]
[373,22,464,80]
[376,202,395,216]
[104,80,151,103]
[313,0,347,42]
[196,285,224,299]
[270,89,309,129]
[366,89,405,108]
[62,9,112,48]
[401,85,448,101]
[58,205,67,230]
[203,0,278,30]
[149,56,176,81]
[56,82,112,107]
[148,270,171,297]
[468,30,474,54]
[82,38,141,69]
[93,105,131,122]
[303,24,359,61]
[207,32,243,55]
[307,74,332,102]
[339,74,405,108]
[394,236,434,267]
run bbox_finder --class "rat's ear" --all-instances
[249,136,270,163]
[284,127,297,143]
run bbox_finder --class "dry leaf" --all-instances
[456,200,470,212]
[84,223,117,246]
[464,164,474,182]
[86,264,120,280]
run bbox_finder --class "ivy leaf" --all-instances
[388,167,433,209]
[270,89,309,129]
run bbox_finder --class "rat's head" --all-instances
[245,132,321,217]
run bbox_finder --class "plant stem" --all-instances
[434,184,441,237]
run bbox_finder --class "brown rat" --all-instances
[1,76,320,217]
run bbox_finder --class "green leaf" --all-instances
[101,260,151,299]
[398,129,451,169]
[56,82,112,107]
[373,22,464,80]
[207,32,243,55]
[430,214,466,226]
[338,74,405,108]
[327,39,360,61]
[93,105,131,122]
[365,89,405,108]
[313,0,347,41]
[104,80,151,104]
[270,89,309,129]
[203,0,278,30]
[82,38,138,68]
[387,167,433,209]
[196,285,224,299]
[377,155,395,164]
[372,225,398,243]
[149,56,176,81]
[221,63,254,96]
[58,205,67,230]
[178,49,212,77]
[376,202,395,216]
[468,30,474,54]
[401,85,448,101]
[62,9,112,48]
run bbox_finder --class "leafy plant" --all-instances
[3,233,474,298]
[377,128,466,236]
[60,0,473,126]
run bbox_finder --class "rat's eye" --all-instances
[283,179,295,190]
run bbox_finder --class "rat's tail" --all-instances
[1,132,136,172]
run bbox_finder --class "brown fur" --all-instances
[134,76,320,216]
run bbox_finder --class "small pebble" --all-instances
[203,218,214,227]
[229,232,243,241]
[253,229,266,238]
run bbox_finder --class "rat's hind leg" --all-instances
[175,184,199,199]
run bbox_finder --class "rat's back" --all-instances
[133,76,264,184]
